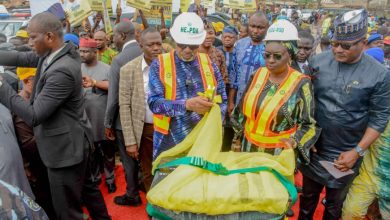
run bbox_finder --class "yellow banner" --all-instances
[202,0,214,8]
[180,0,191,12]
[89,0,113,15]
[223,0,244,9]
[144,0,172,26]
[102,0,113,34]
[243,0,256,12]
[126,0,151,11]
[63,0,93,26]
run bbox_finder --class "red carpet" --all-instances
[98,166,325,220]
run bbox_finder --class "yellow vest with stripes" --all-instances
[243,67,307,148]
[153,51,217,135]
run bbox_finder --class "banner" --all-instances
[243,0,256,12]
[144,0,172,27]
[89,0,113,15]
[202,0,215,14]
[111,0,135,14]
[102,0,113,34]
[126,0,151,12]
[62,0,93,26]
[180,0,191,12]
[223,0,244,9]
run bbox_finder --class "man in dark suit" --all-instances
[0,12,109,219]
[104,22,143,206]
[291,30,315,75]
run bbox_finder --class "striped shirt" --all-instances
[148,52,228,159]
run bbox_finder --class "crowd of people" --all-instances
[0,3,389,220]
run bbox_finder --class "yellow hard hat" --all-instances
[15,30,29,38]
[212,22,224,33]
[17,67,36,80]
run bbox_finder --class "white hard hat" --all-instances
[263,19,299,42]
[170,12,206,45]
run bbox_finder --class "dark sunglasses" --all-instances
[262,52,283,61]
[177,44,199,50]
[330,39,363,50]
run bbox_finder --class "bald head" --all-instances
[94,30,107,50]
[250,11,268,21]
[248,11,269,43]
[27,12,65,56]
[114,22,135,38]
[113,22,135,50]
[29,12,63,38]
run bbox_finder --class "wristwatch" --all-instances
[354,146,366,157]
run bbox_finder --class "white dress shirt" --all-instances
[122,39,137,51]
[297,60,309,74]
[142,57,154,124]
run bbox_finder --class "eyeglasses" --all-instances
[262,52,283,61]
[176,44,199,50]
[330,39,363,50]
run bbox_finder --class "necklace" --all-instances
[337,58,362,94]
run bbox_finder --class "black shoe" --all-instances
[107,182,117,194]
[286,208,294,217]
[114,194,142,206]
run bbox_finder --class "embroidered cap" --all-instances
[333,9,368,41]
[79,38,97,48]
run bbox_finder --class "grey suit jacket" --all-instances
[104,40,142,130]
[0,103,33,198]
[119,55,146,147]
[0,43,93,168]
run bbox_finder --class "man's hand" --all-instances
[105,127,115,141]
[185,96,213,114]
[334,149,359,172]
[95,12,103,24]
[82,75,94,88]
[160,28,168,35]
[116,6,122,17]
[65,11,70,24]
[126,144,139,159]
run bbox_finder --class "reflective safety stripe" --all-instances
[153,52,217,134]
[243,67,306,148]
[198,53,217,89]
[153,51,176,135]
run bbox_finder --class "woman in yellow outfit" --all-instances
[232,19,320,164]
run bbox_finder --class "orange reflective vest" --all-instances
[153,51,217,135]
[243,67,307,148]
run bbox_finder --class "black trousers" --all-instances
[47,137,110,220]
[298,175,350,220]
[90,140,116,184]
[222,126,235,152]
[115,129,140,198]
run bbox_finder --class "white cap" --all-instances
[170,12,206,45]
[263,19,299,42]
